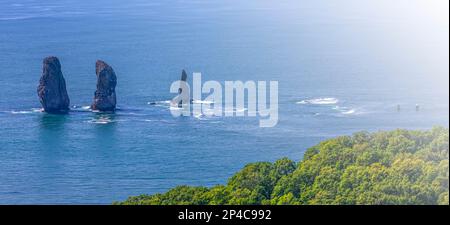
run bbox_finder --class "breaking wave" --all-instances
[5,108,43,114]
[333,106,360,115]
[296,97,339,105]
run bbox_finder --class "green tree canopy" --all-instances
[116,127,449,205]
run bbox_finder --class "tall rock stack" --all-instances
[180,69,187,89]
[178,69,188,106]
[92,60,117,111]
[37,56,70,113]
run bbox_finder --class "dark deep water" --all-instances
[0,0,448,203]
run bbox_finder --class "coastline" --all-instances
[116,127,449,205]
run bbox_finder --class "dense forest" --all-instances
[116,127,449,205]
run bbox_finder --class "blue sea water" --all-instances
[0,0,448,204]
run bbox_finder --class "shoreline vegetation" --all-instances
[115,127,449,205]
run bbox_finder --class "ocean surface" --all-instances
[0,0,448,204]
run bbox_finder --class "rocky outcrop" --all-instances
[178,69,188,106]
[180,69,187,83]
[179,69,187,94]
[92,60,117,111]
[37,56,70,113]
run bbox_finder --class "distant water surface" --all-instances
[0,0,448,203]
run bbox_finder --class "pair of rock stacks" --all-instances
[37,56,117,113]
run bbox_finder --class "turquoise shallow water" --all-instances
[0,0,448,204]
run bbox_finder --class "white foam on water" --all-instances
[148,100,171,105]
[224,108,248,113]
[31,108,44,113]
[87,117,116,124]
[169,106,183,111]
[192,100,214,104]
[193,113,203,118]
[193,113,208,120]
[297,97,339,105]
[71,105,92,112]
[10,110,32,114]
[332,105,359,115]
[0,16,34,21]
[341,109,356,115]
[88,120,110,124]
[71,105,94,112]
[235,108,248,113]
[9,108,44,114]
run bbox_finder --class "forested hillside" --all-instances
[117,127,449,205]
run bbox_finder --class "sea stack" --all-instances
[180,69,187,83]
[178,69,188,106]
[179,69,187,94]
[92,60,117,112]
[37,56,70,113]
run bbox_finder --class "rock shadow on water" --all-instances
[38,113,68,130]
[37,113,69,152]
[88,112,118,125]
